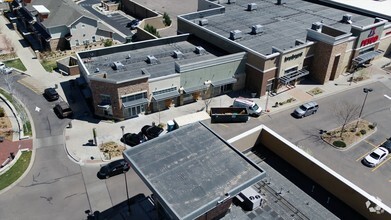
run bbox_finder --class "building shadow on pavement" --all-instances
[85,193,158,220]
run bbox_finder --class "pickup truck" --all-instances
[210,107,249,123]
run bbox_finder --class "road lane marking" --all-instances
[384,94,391,100]
[371,156,391,172]
[356,141,378,161]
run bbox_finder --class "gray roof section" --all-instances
[123,122,265,220]
[25,0,97,27]
[186,0,377,55]
[80,35,225,83]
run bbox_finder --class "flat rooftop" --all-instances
[189,0,377,55]
[123,122,266,220]
[320,0,391,20]
[78,35,227,83]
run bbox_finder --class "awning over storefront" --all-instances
[279,69,309,85]
[122,98,148,108]
[152,91,180,102]
[183,85,208,94]
[211,78,237,87]
[18,7,34,23]
[97,104,111,110]
[32,22,51,41]
[352,50,383,65]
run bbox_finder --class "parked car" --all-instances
[361,147,389,167]
[126,19,140,30]
[293,101,319,118]
[98,159,130,179]
[0,62,13,74]
[120,132,145,147]
[380,138,391,153]
[141,125,163,140]
[43,88,59,101]
[53,101,73,119]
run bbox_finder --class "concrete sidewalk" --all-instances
[65,57,391,165]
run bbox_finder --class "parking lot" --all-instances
[206,81,391,208]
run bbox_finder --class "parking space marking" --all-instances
[219,124,229,128]
[371,156,391,172]
[356,140,378,161]
[384,94,391,100]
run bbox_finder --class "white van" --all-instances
[233,97,262,116]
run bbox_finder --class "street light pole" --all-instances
[123,168,131,214]
[120,125,125,148]
[264,90,269,113]
[355,88,373,129]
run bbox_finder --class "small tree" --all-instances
[103,39,113,47]
[144,24,160,38]
[163,12,172,26]
[333,101,360,138]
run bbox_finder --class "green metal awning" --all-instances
[352,50,383,65]
[279,69,309,85]
[122,98,148,108]
[211,78,237,87]
[152,91,180,102]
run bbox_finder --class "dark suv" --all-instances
[43,88,59,101]
[141,125,163,140]
[380,138,391,153]
[98,159,130,179]
[121,132,145,147]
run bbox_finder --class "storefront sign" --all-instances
[360,27,378,47]
[284,52,303,62]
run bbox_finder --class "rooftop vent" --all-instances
[247,3,257,11]
[251,25,263,34]
[147,55,158,64]
[112,61,124,70]
[173,50,183,59]
[230,30,242,40]
[199,18,208,26]
[228,0,236,4]
[126,54,131,59]
[195,46,206,55]
[276,0,286,5]
[311,22,322,32]
[374,17,382,23]
[342,14,352,24]
[95,68,100,73]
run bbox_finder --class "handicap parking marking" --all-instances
[356,140,378,162]
[371,156,391,172]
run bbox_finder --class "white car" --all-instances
[362,147,389,167]
[0,62,13,74]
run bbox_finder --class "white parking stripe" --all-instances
[384,94,391,100]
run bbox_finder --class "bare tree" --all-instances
[333,101,360,138]
[202,87,213,113]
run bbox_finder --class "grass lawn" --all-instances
[41,59,57,72]
[0,151,32,191]
[4,59,27,71]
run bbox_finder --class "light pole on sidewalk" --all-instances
[355,88,373,129]
[120,125,125,148]
[123,167,131,214]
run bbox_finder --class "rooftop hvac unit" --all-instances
[112,61,124,70]
[311,22,322,32]
[230,30,242,40]
[277,0,286,5]
[251,24,263,34]
[237,187,263,211]
[173,50,183,59]
[147,55,158,64]
[228,0,236,4]
[342,14,352,24]
[195,46,206,55]
[247,3,257,11]
[199,18,208,26]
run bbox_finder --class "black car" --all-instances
[43,88,59,101]
[126,19,140,30]
[98,159,130,179]
[141,125,163,140]
[380,138,391,153]
[120,132,145,147]
[53,101,73,119]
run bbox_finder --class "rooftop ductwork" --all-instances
[342,14,352,24]
[247,3,257,11]
[173,50,183,59]
[251,25,263,34]
[147,55,158,64]
[311,22,322,32]
[199,18,208,26]
[230,30,242,40]
[195,46,206,55]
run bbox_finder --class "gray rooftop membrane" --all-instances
[123,122,265,220]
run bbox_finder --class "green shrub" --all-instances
[360,129,366,135]
[144,24,161,38]
[333,140,346,148]
[103,39,113,47]
[0,107,4,117]
[163,12,172,26]
[355,132,361,136]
